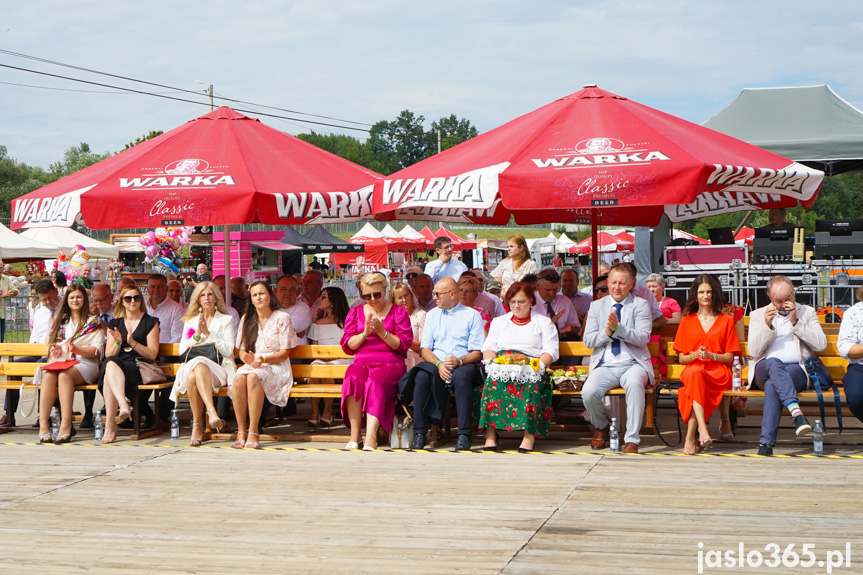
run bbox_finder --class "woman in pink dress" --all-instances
[340,273,413,450]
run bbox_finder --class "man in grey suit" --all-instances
[582,264,654,454]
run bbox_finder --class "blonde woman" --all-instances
[171,281,236,446]
[491,234,538,292]
[389,282,426,370]
[99,286,161,444]
[36,285,104,444]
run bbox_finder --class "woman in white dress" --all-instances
[171,281,236,446]
[389,282,425,371]
[232,280,297,449]
[36,284,104,444]
[306,286,350,429]
[491,234,539,292]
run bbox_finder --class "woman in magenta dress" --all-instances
[340,273,413,450]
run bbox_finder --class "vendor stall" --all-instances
[212,231,300,283]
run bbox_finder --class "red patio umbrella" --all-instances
[735,226,755,246]
[569,231,634,254]
[372,85,822,227]
[10,106,381,230]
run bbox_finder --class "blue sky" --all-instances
[2,1,861,169]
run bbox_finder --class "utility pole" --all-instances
[197,81,214,110]
[437,129,441,154]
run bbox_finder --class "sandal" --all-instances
[38,418,51,443]
[232,431,247,449]
[698,437,714,452]
[244,432,260,450]
[719,418,735,441]
[117,407,131,423]
[206,409,225,433]
[189,422,203,447]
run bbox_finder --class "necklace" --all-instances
[511,315,531,326]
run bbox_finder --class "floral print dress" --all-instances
[233,309,297,407]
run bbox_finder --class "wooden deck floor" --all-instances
[0,435,861,574]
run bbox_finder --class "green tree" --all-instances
[123,130,164,151]
[0,145,53,218]
[427,114,479,153]
[49,142,112,179]
[370,110,429,171]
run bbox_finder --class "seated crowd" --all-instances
[4,236,861,455]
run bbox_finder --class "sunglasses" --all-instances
[405,273,418,279]
[596,286,609,293]
[123,294,143,303]
[433,290,454,298]
[360,291,384,301]
[539,273,561,282]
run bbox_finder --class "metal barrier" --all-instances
[1,296,34,343]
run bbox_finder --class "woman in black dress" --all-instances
[98,286,160,444]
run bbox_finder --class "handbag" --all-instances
[390,405,414,449]
[136,358,167,384]
[181,343,223,365]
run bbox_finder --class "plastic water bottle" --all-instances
[94,411,103,442]
[813,419,823,457]
[732,357,742,391]
[170,410,180,440]
[51,407,60,440]
[609,417,620,453]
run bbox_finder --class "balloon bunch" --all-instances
[55,245,90,282]
[139,226,194,277]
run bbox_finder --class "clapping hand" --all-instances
[107,326,122,344]
[363,310,375,337]
[606,309,619,336]
[197,312,209,338]
[50,344,63,358]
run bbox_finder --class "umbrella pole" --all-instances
[591,219,599,287]
[223,224,231,308]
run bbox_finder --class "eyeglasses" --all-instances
[360,291,383,301]
[405,273,418,279]
[596,286,609,293]
[437,245,453,251]
[433,290,454,298]
[122,294,143,303]
[539,273,561,282]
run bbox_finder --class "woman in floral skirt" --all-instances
[479,281,559,452]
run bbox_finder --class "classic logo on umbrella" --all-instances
[118,158,236,189]
[166,159,210,174]
[575,138,625,154]
[532,137,671,169]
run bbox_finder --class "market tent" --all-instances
[334,223,414,270]
[735,226,755,246]
[569,231,634,254]
[0,222,59,260]
[303,225,364,253]
[380,224,424,247]
[399,224,431,247]
[420,226,477,250]
[555,233,577,253]
[21,226,119,258]
[704,85,863,176]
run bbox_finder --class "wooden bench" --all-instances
[0,342,178,440]
[662,338,849,424]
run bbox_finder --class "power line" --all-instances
[0,80,185,95]
[0,48,374,127]
[0,62,369,132]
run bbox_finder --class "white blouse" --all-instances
[837,302,863,364]
[482,311,560,361]
[491,258,539,291]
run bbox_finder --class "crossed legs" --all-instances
[100,361,131,444]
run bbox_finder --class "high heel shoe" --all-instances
[117,407,131,423]
[483,431,500,452]
[319,416,333,429]
[719,418,735,441]
[232,431,247,449]
[189,422,203,447]
[206,409,224,433]
[244,432,260,449]
[38,418,52,443]
[698,437,714,452]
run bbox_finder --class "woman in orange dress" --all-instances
[673,274,741,455]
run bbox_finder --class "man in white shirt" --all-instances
[1,279,59,428]
[299,270,324,320]
[0,259,20,343]
[533,269,580,340]
[167,280,189,312]
[144,274,184,344]
[424,238,467,284]
[560,268,592,324]
[275,275,312,345]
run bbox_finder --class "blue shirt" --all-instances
[421,303,485,361]
[424,257,468,284]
